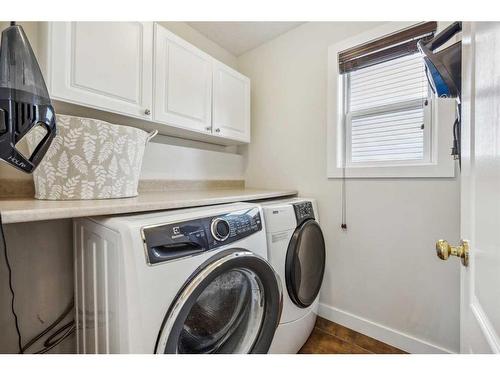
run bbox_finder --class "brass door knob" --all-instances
[435,239,469,267]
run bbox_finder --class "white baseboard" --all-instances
[318,303,455,354]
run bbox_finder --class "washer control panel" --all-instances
[293,201,315,226]
[142,207,262,265]
[206,207,262,248]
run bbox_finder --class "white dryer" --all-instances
[74,203,282,354]
[260,198,326,353]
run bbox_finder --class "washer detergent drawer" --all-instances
[142,219,208,265]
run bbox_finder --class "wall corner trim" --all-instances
[318,303,456,354]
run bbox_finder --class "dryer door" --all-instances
[285,219,326,308]
[155,249,282,354]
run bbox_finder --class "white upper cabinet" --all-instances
[153,25,212,134]
[41,22,251,144]
[43,22,153,120]
[212,62,251,143]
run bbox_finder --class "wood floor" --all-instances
[299,317,407,354]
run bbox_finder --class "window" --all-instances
[345,54,430,166]
[327,22,456,178]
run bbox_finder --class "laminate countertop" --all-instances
[0,188,297,224]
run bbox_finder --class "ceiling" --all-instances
[187,22,304,56]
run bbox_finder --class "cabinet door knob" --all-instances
[144,109,151,115]
[215,128,220,133]
[205,126,211,131]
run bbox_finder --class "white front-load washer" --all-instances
[74,202,282,354]
[260,198,326,353]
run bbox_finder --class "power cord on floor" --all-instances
[1,212,75,354]
[0,213,23,353]
[21,299,75,354]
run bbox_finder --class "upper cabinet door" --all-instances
[212,62,251,143]
[153,24,212,134]
[46,22,153,120]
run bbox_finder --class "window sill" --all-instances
[327,161,456,179]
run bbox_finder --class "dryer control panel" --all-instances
[293,201,315,226]
[141,207,262,265]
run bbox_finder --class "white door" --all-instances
[46,22,153,120]
[212,62,251,143]
[153,24,212,134]
[459,22,500,353]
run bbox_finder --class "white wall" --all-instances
[142,139,243,180]
[238,22,461,353]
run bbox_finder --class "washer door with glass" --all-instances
[155,249,282,354]
[285,219,326,308]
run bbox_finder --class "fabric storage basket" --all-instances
[27,114,157,200]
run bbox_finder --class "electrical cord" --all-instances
[21,298,75,354]
[452,118,459,158]
[340,107,348,231]
[451,103,462,170]
[43,320,74,348]
[1,212,75,354]
[0,213,23,354]
[456,103,462,169]
[34,320,75,354]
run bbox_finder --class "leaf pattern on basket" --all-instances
[71,155,88,175]
[81,180,95,200]
[48,185,62,200]
[26,114,155,200]
[98,141,113,164]
[57,151,69,177]
[92,165,107,189]
[108,155,118,180]
[36,176,46,198]
[97,126,109,145]
[82,133,97,163]
[119,158,130,175]
[113,135,127,154]
[44,135,63,161]
[97,185,111,199]
[112,176,125,197]
[42,163,57,186]
[64,127,83,150]
[62,176,81,198]
[127,140,137,165]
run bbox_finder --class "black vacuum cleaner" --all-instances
[0,22,56,174]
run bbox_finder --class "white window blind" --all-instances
[346,53,430,165]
